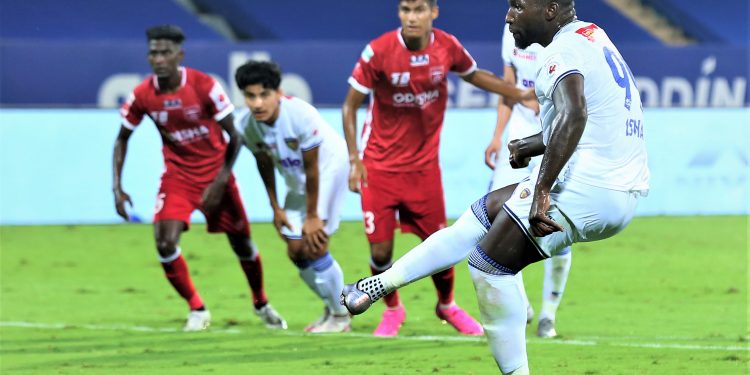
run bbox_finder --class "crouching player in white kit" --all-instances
[235,60,351,333]
[484,23,572,338]
[342,0,650,372]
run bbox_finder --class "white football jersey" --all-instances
[534,21,650,192]
[501,23,544,141]
[236,96,348,195]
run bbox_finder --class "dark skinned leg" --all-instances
[154,220,205,310]
[227,233,268,309]
[370,240,401,307]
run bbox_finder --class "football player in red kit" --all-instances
[113,25,286,331]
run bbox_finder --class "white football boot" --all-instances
[255,304,288,330]
[183,310,211,332]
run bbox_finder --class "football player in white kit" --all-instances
[342,0,650,372]
[484,24,572,338]
[235,60,352,333]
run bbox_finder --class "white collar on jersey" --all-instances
[397,28,435,50]
[152,66,187,91]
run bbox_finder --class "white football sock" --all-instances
[539,249,572,321]
[312,253,348,315]
[379,207,489,291]
[470,266,528,374]
[298,264,323,298]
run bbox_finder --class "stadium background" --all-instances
[0,1,747,374]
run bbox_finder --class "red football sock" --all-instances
[240,255,268,309]
[161,254,204,310]
[371,264,401,308]
[431,267,455,305]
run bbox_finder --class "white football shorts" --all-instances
[280,162,349,240]
[503,172,643,258]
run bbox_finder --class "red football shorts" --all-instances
[153,174,250,236]
[360,167,447,243]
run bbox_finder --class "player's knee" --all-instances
[287,241,307,263]
[370,242,393,266]
[155,238,179,258]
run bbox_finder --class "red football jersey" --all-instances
[349,28,476,171]
[120,67,235,185]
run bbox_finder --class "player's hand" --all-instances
[113,189,133,221]
[521,88,536,101]
[529,189,564,237]
[508,139,531,169]
[484,139,501,170]
[348,159,368,193]
[521,95,540,115]
[272,208,293,237]
[201,180,226,215]
[302,215,328,256]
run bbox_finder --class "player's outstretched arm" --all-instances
[462,68,534,101]
[342,87,368,193]
[485,65,517,170]
[112,126,134,221]
[530,74,587,237]
[202,114,241,214]
[301,147,328,255]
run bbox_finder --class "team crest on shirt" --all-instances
[519,188,531,199]
[284,137,300,151]
[430,66,444,84]
[410,54,429,66]
[183,105,201,121]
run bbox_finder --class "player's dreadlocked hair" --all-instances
[146,25,185,44]
[235,60,282,90]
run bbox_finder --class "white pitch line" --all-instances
[1,321,747,352]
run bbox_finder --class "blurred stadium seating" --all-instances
[190,0,661,44]
[641,0,749,45]
[0,0,223,40]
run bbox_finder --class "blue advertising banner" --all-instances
[1,40,747,108]
[0,108,747,225]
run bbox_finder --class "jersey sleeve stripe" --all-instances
[348,76,371,94]
[121,119,137,130]
[549,69,582,98]
[301,141,322,152]
[213,103,235,122]
[456,60,478,77]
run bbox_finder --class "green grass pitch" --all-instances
[1,216,747,374]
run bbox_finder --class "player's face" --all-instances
[147,40,183,79]
[243,84,281,123]
[506,0,546,49]
[398,0,438,39]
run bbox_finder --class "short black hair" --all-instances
[146,25,185,44]
[235,60,282,90]
[401,0,437,7]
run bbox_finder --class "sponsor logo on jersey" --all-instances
[430,67,444,84]
[167,125,209,143]
[279,157,302,168]
[284,137,300,151]
[392,89,440,107]
[163,99,182,109]
[361,44,374,63]
[512,48,537,61]
[575,24,600,42]
[410,54,429,66]
[519,188,531,199]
